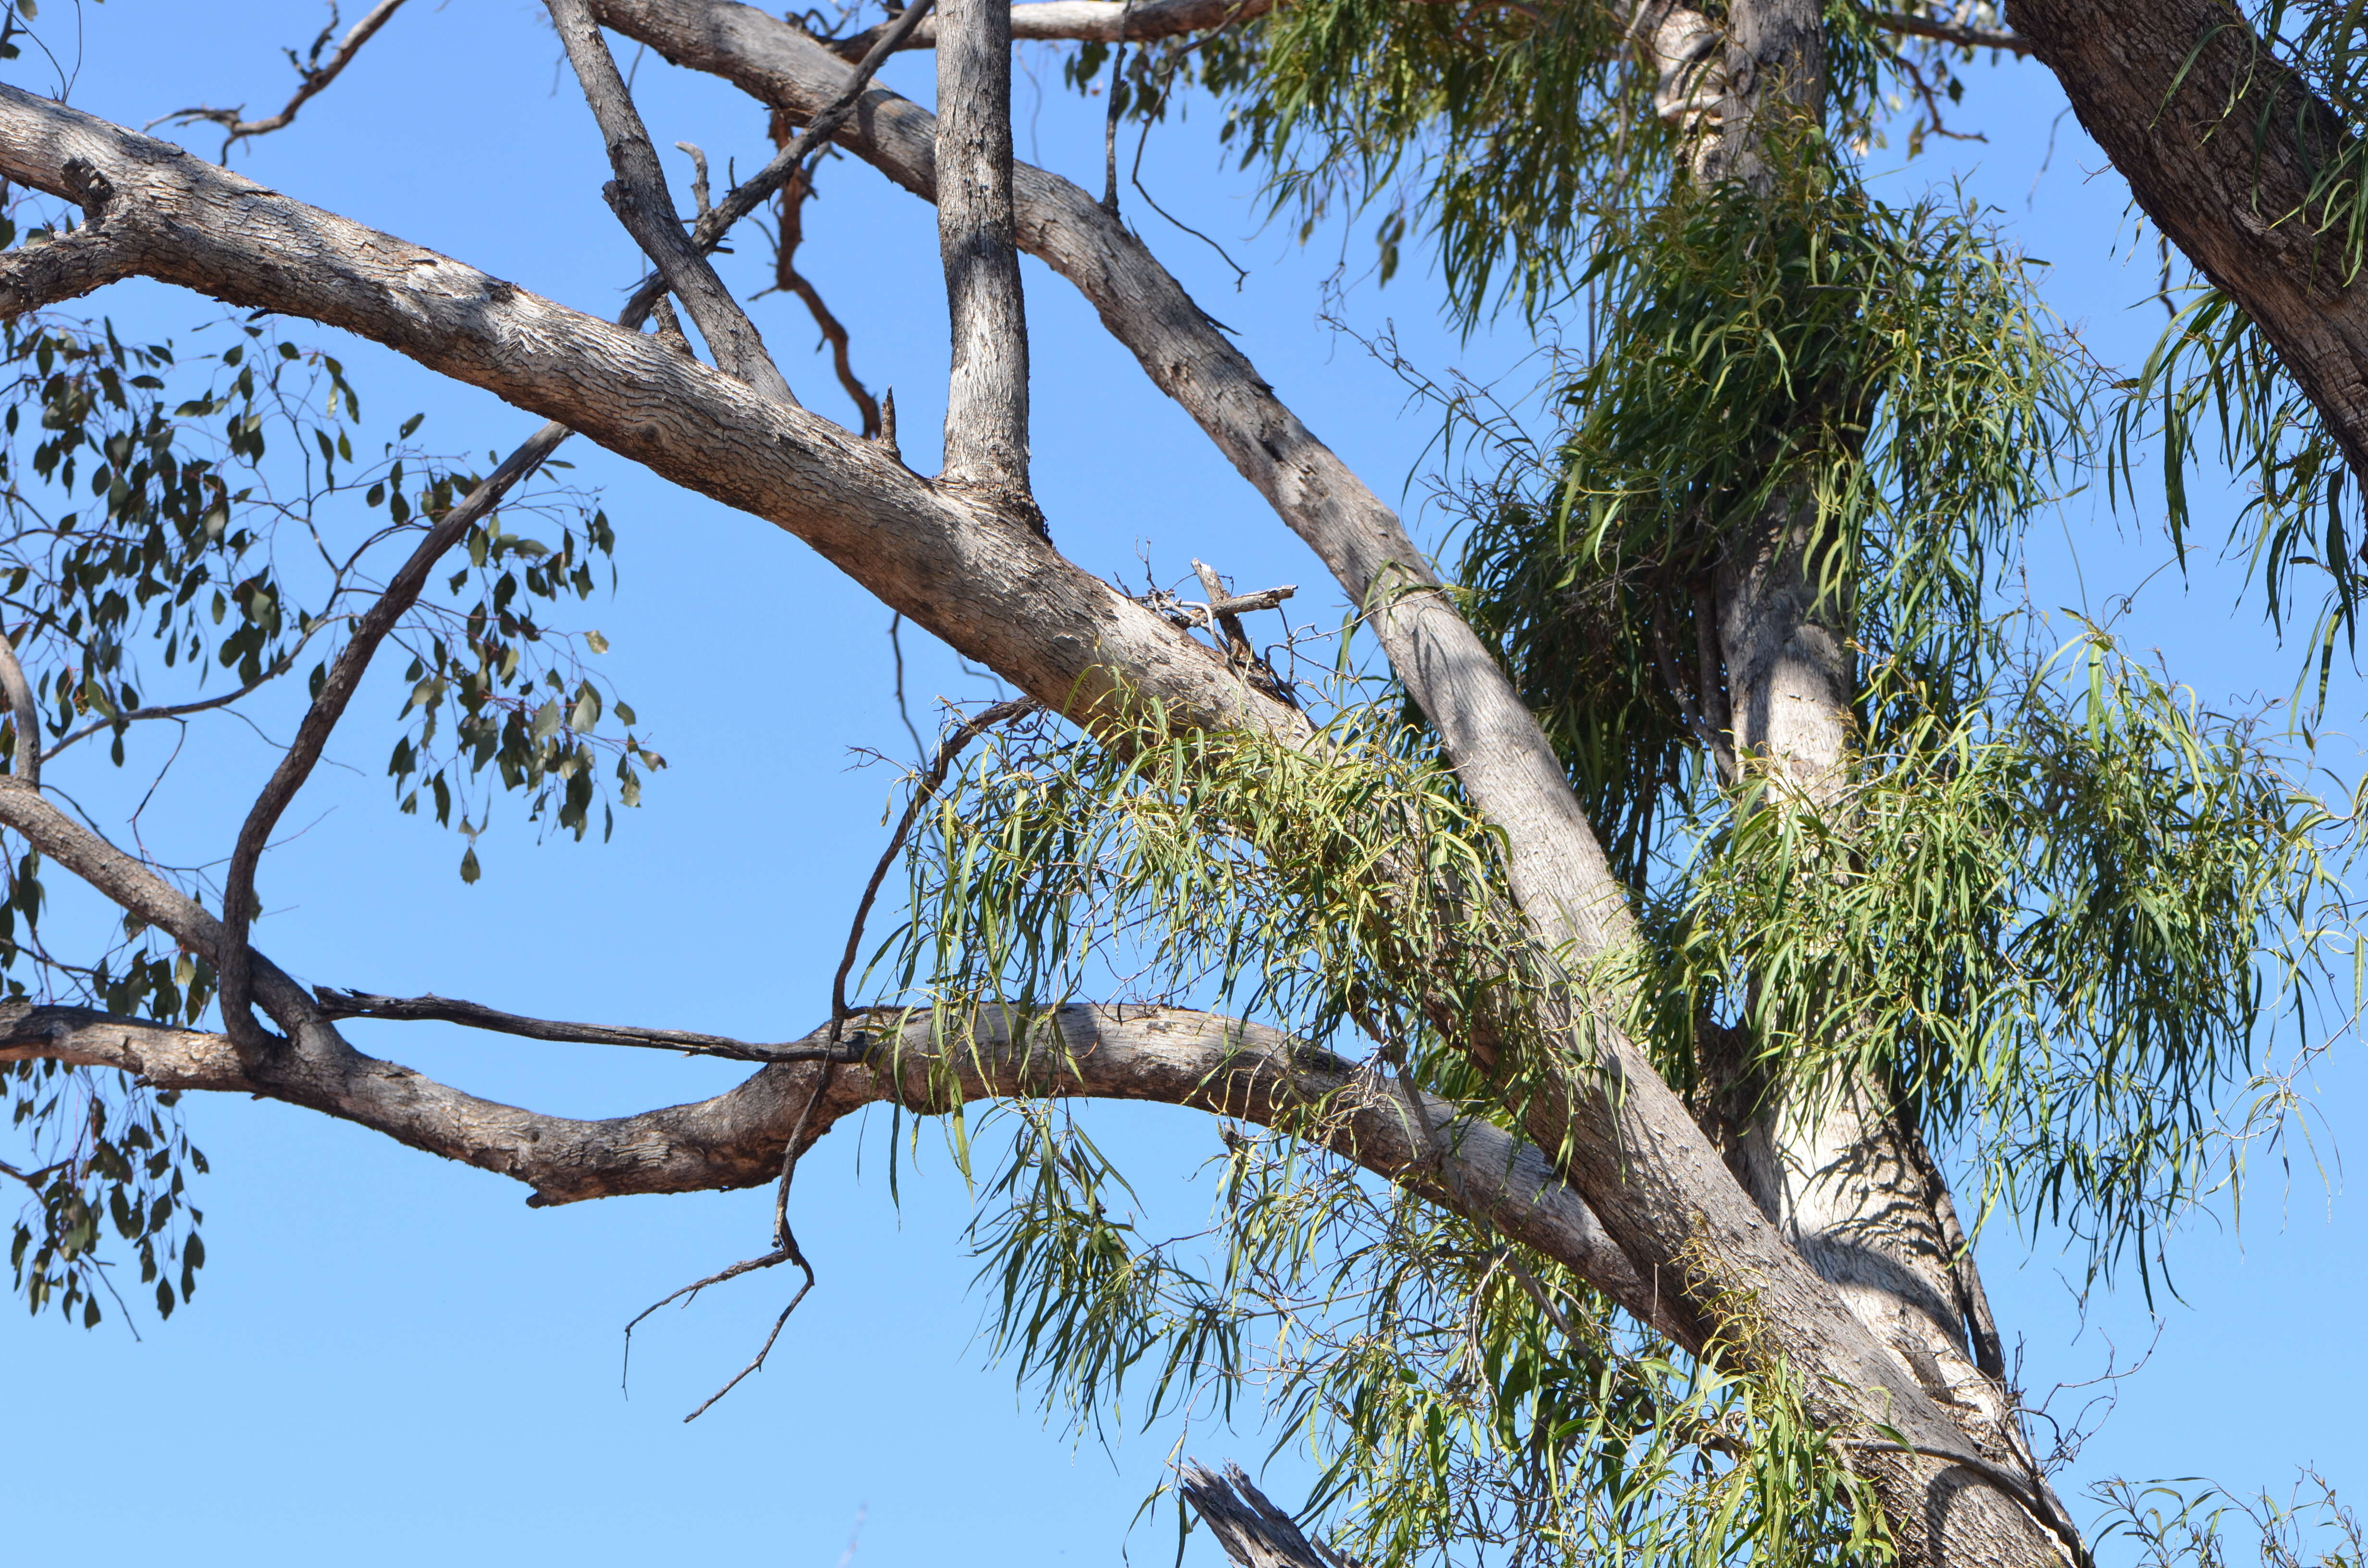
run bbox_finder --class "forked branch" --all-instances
[545,0,799,406]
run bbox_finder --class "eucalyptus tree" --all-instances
[0,2,2359,1568]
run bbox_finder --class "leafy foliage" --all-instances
[964,1098,1891,1568]
[1456,166,2081,878]
[1647,635,2353,1281]
[0,191,650,1322]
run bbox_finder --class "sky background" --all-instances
[0,1,2361,1563]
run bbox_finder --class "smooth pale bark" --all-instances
[935,0,1036,506]
[1671,0,2060,1545]
[839,0,1276,54]
[2010,0,2368,483]
[593,0,1636,961]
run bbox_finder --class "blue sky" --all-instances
[0,2,2361,1563]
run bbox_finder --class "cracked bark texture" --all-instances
[935,0,1035,511]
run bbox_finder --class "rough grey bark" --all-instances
[1181,1463,1344,1568]
[2009,0,2368,485]
[0,220,142,320]
[935,0,1036,511]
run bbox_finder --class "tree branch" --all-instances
[0,993,1671,1332]
[936,0,1036,512]
[0,82,1300,753]
[1872,10,2029,54]
[216,425,570,1050]
[2009,0,2368,481]
[836,0,1273,56]
[0,622,39,790]
[151,0,415,155]
[764,158,884,439]
[544,0,800,406]
[312,988,870,1064]
[0,225,142,321]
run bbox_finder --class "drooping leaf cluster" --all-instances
[1455,165,2082,878]
[886,697,1554,1102]
[1643,635,2353,1283]
[961,1094,1890,1568]
[7,1049,205,1330]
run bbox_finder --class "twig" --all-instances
[149,0,415,157]
[830,696,1039,1034]
[1871,10,2030,54]
[311,987,876,1065]
[1101,0,1135,215]
[619,0,939,331]
[217,425,570,1051]
[208,1,933,1044]
[621,1013,845,1422]
[758,155,883,438]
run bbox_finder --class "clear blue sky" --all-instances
[0,3,2359,1564]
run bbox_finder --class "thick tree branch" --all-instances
[545,0,800,406]
[0,224,143,321]
[0,83,1298,752]
[0,994,1671,1333]
[2010,0,2368,482]
[0,52,2050,1565]
[0,624,39,790]
[936,0,1036,510]
[596,0,1633,953]
[538,20,2073,1563]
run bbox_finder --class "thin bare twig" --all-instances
[1871,10,2029,54]
[831,696,1038,1034]
[312,987,876,1064]
[218,425,570,1049]
[620,0,939,331]
[210,1,933,1049]
[150,0,414,157]
[758,154,883,438]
